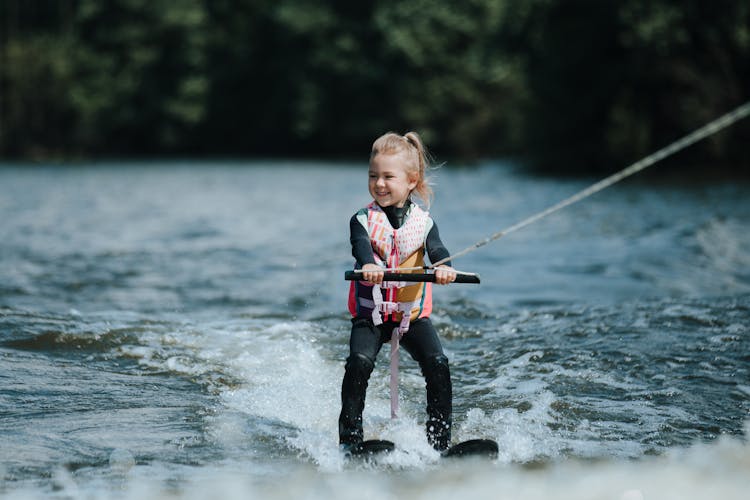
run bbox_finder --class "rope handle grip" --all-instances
[345,270,480,284]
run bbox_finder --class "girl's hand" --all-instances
[361,263,384,285]
[434,265,457,285]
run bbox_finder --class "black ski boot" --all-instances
[338,352,374,447]
[421,354,452,451]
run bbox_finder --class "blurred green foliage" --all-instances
[1,0,748,171]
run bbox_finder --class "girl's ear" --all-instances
[408,175,418,191]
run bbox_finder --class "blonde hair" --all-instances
[370,131,433,206]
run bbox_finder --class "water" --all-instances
[1,161,748,499]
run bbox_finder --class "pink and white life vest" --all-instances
[348,202,434,324]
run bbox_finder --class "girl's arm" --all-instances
[350,215,384,284]
[426,223,457,285]
[350,215,375,266]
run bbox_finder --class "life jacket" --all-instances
[348,201,434,325]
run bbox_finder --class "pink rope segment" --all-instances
[390,328,400,418]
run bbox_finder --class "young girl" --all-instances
[339,131,457,453]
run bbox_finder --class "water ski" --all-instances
[442,439,498,458]
[345,439,395,457]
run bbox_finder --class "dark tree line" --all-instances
[1,0,748,172]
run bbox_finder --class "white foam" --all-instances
[4,425,748,500]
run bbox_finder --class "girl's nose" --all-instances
[375,177,385,186]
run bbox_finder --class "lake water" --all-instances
[1,161,748,499]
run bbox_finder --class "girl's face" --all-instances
[368,153,417,208]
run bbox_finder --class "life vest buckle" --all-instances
[377,301,400,315]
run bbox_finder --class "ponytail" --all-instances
[371,131,434,207]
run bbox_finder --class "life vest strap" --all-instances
[367,285,421,328]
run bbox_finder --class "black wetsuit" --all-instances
[339,200,453,451]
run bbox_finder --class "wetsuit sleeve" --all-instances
[350,214,376,266]
[426,222,452,267]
